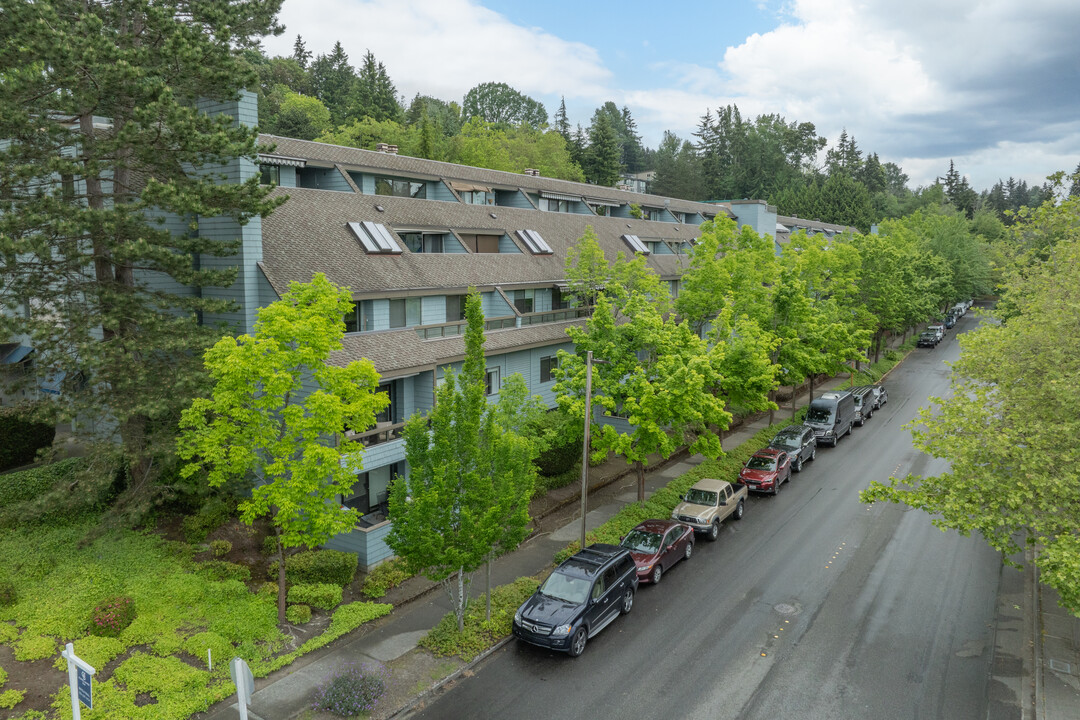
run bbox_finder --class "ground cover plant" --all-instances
[0,510,390,719]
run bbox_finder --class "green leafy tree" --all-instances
[462,82,547,128]
[317,117,419,156]
[862,197,1080,611]
[0,0,284,525]
[556,294,730,502]
[405,94,462,136]
[608,251,672,317]
[449,119,583,181]
[268,88,331,140]
[387,292,535,631]
[563,226,610,312]
[176,274,388,622]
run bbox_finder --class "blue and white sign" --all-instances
[76,665,92,708]
[61,643,95,720]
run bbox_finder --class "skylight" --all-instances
[515,229,554,255]
[621,234,650,255]
[347,222,402,254]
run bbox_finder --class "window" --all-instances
[259,164,280,186]
[511,289,534,314]
[445,295,466,322]
[591,204,608,216]
[485,367,500,396]
[669,279,679,299]
[344,300,374,333]
[642,207,660,221]
[459,233,501,253]
[552,287,570,310]
[461,190,489,205]
[402,233,444,253]
[375,382,396,424]
[342,463,398,515]
[540,355,558,383]
[375,176,427,199]
[539,197,569,212]
[388,298,422,329]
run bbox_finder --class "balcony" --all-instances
[518,307,589,326]
[415,316,516,339]
[346,420,406,448]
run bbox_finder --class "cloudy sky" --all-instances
[263,0,1080,192]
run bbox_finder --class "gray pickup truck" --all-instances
[670,478,748,541]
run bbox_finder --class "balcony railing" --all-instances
[415,316,516,339]
[518,307,588,326]
[345,420,407,448]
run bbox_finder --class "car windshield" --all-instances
[621,529,663,554]
[807,407,832,423]
[854,395,863,407]
[539,571,591,605]
[684,488,717,506]
[771,435,799,449]
[746,455,777,470]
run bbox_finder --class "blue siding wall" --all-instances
[413,370,434,415]
[482,291,512,318]
[498,234,521,253]
[611,205,633,219]
[496,190,534,209]
[728,201,777,239]
[421,295,444,324]
[444,234,467,253]
[297,167,351,192]
[428,181,456,203]
[257,266,280,307]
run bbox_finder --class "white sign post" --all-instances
[61,643,95,720]
[229,656,254,720]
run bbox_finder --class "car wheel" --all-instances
[708,519,720,541]
[733,499,745,520]
[620,588,634,615]
[684,540,694,560]
[810,447,817,461]
[651,565,663,584]
[569,627,588,657]
[773,478,781,495]
[794,455,803,473]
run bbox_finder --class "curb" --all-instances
[386,636,515,720]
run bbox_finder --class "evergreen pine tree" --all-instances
[292,34,311,69]
[585,111,622,186]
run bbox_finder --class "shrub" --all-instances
[420,577,539,660]
[268,550,358,587]
[0,579,16,607]
[181,496,232,544]
[287,583,343,611]
[209,540,232,557]
[13,633,57,661]
[286,604,312,624]
[262,535,279,556]
[89,596,137,638]
[0,405,55,472]
[0,688,25,709]
[312,662,390,717]
[0,457,82,510]
[196,560,250,583]
[361,558,411,599]
[257,582,278,598]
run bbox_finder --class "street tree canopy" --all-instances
[861,196,1080,613]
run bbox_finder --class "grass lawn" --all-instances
[0,512,389,719]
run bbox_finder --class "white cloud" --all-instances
[264,0,611,107]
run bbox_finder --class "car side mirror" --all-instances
[666,545,674,552]
[680,494,686,501]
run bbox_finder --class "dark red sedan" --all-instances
[738,448,792,495]
[619,519,694,585]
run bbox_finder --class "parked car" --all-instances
[768,424,817,472]
[805,390,856,447]
[619,519,694,585]
[671,478,747,541]
[738,448,792,494]
[851,386,876,426]
[512,544,638,657]
[943,313,956,329]
[867,384,888,409]
[928,324,945,341]
[917,331,939,348]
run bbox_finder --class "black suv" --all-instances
[851,386,876,426]
[512,544,638,657]
[768,424,817,472]
[917,331,938,348]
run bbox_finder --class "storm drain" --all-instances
[774,602,800,616]
[1049,659,1073,674]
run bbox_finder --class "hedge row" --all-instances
[268,549,358,587]
[0,457,82,509]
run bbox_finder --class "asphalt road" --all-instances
[414,313,1002,720]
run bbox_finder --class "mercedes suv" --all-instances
[512,544,638,657]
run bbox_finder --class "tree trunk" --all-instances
[809,374,815,402]
[275,530,286,624]
[486,556,492,621]
[456,569,466,633]
[791,384,798,418]
[768,389,776,426]
[636,460,646,503]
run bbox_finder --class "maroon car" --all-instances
[738,448,792,495]
[619,519,694,585]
